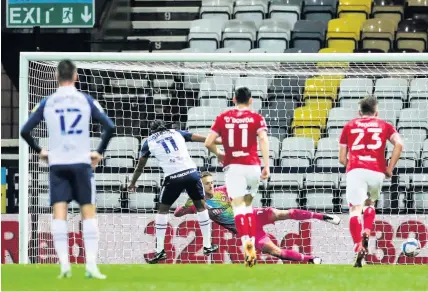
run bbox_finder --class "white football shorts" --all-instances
[224,164,261,199]
[346,168,385,206]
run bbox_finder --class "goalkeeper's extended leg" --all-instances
[275,208,341,225]
[52,202,71,278]
[261,238,322,264]
[81,204,106,279]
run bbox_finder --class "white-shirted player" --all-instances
[20,60,115,279]
[205,87,270,267]
[128,120,220,263]
[339,96,403,268]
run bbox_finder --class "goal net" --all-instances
[19,53,428,265]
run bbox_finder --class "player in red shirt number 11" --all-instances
[205,87,270,267]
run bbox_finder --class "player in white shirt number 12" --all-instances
[205,87,270,267]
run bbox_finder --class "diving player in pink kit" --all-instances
[174,172,341,264]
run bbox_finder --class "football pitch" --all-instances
[2,264,427,291]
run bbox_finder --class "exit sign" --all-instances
[7,0,95,28]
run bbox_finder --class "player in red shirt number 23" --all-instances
[339,96,403,268]
[205,87,270,267]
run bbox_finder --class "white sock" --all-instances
[155,214,168,253]
[51,219,70,273]
[197,210,211,248]
[83,218,99,271]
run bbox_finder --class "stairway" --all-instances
[128,0,201,52]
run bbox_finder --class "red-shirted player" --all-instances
[339,96,403,268]
[205,87,270,267]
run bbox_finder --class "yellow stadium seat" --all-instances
[317,48,353,68]
[292,106,328,129]
[305,99,334,111]
[294,127,322,143]
[304,77,339,99]
[318,75,345,88]
[338,0,372,21]
[327,18,364,51]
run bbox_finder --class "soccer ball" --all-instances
[401,238,421,257]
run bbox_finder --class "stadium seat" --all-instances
[302,0,337,24]
[134,172,163,190]
[354,48,385,53]
[305,173,339,209]
[269,173,304,209]
[269,0,303,29]
[284,47,319,53]
[374,77,408,100]
[200,0,233,21]
[338,0,372,21]
[250,47,285,53]
[188,19,225,51]
[234,0,268,27]
[303,77,339,110]
[327,18,363,51]
[214,47,249,53]
[257,20,291,52]
[397,108,428,145]
[292,20,327,52]
[405,0,428,22]
[199,76,233,101]
[260,100,294,140]
[186,142,208,167]
[222,20,257,51]
[361,19,395,52]
[104,137,139,167]
[409,78,428,110]
[327,108,357,137]
[292,106,327,142]
[129,192,157,209]
[396,19,428,52]
[422,139,428,167]
[236,76,269,99]
[314,138,341,167]
[268,77,305,101]
[372,0,404,24]
[257,136,280,166]
[387,138,420,167]
[186,106,224,129]
[280,137,315,167]
[339,77,373,99]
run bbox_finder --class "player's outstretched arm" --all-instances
[20,99,46,154]
[191,133,222,145]
[89,99,115,155]
[129,157,148,191]
[386,133,404,178]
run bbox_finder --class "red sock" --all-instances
[245,212,256,239]
[349,216,362,245]
[280,249,313,262]
[234,214,249,238]
[288,209,324,221]
[363,206,376,234]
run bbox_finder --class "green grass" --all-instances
[2,264,427,291]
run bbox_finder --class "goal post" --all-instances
[19,52,428,265]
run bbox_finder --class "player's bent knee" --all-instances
[231,197,246,207]
[158,203,170,214]
[243,194,253,206]
[349,205,363,217]
[53,202,68,220]
[192,199,205,212]
[80,204,96,220]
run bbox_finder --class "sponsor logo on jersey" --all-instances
[232,151,249,157]
[356,121,379,128]
[224,117,255,124]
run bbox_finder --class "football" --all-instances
[401,238,421,257]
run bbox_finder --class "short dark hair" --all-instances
[359,96,378,115]
[57,59,76,83]
[150,120,168,134]
[201,171,212,179]
[235,87,252,104]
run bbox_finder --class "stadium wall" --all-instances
[2,214,427,264]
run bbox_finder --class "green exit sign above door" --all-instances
[7,0,95,28]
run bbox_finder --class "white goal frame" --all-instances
[18,52,428,264]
